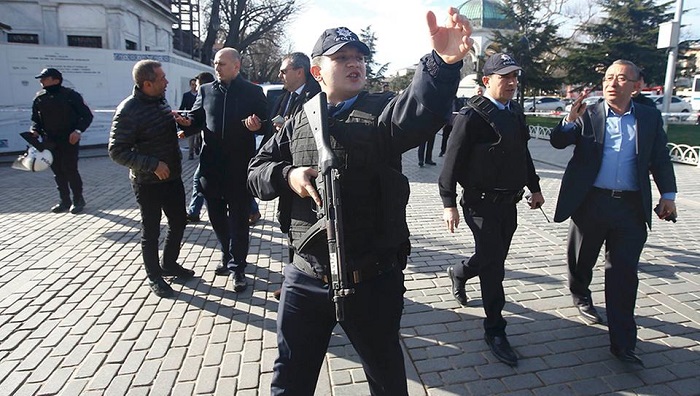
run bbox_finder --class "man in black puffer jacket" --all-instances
[109,59,195,298]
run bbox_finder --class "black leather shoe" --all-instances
[233,271,247,292]
[485,334,518,366]
[186,213,200,223]
[149,277,174,298]
[577,304,604,324]
[425,160,437,165]
[161,264,195,279]
[215,263,231,276]
[51,202,71,213]
[447,266,468,306]
[70,198,85,214]
[611,349,644,367]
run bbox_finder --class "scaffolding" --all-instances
[172,0,201,60]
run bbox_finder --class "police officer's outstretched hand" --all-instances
[427,7,473,65]
[288,166,322,207]
[443,207,460,233]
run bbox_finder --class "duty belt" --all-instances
[292,254,398,284]
[472,188,525,204]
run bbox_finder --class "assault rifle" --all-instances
[303,92,354,321]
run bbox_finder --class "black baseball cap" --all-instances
[311,27,370,58]
[482,54,522,76]
[35,68,62,79]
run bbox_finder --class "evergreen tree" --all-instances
[562,0,673,86]
[492,0,568,98]
[360,26,390,92]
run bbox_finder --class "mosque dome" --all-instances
[457,0,516,30]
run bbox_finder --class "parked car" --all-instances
[259,83,284,105]
[523,96,566,112]
[646,95,692,120]
[564,96,604,112]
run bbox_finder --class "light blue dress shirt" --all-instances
[561,102,676,200]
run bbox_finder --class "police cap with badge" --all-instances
[311,27,370,58]
[482,53,522,76]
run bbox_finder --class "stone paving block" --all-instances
[85,362,121,391]
[60,344,93,368]
[569,377,613,395]
[132,329,159,351]
[177,356,203,382]
[237,362,260,390]
[92,331,121,354]
[497,372,543,392]
[105,340,135,364]
[9,382,42,396]
[117,350,147,376]
[149,370,177,396]
[171,325,195,348]
[0,370,29,396]
[194,366,219,394]
[133,359,161,386]
[465,377,508,396]
[669,377,700,396]
[171,381,196,395]
[221,353,242,377]
[214,377,238,396]
[103,374,134,395]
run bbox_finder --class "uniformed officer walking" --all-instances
[248,8,473,395]
[440,54,545,367]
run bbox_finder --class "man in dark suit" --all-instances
[175,48,269,292]
[265,52,321,144]
[179,78,199,160]
[551,59,677,367]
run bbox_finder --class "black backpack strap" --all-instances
[466,95,503,146]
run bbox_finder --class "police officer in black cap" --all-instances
[440,53,545,367]
[249,8,473,395]
[31,67,93,214]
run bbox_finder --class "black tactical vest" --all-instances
[463,96,529,191]
[288,92,409,271]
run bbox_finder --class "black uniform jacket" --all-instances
[108,86,182,184]
[31,85,93,143]
[438,100,541,208]
[185,75,268,191]
[550,101,677,228]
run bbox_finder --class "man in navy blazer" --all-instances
[551,59,677,367]
[176,48,269,292]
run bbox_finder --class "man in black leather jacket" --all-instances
[248,9,473,395]
[176,48,268,292]
[109,59,195,298]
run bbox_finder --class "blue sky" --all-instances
[286,0,700,76]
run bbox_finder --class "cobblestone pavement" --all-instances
[0,137,698,395]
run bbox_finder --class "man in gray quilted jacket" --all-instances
[109,59,195,298]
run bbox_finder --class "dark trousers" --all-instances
[568,189,647,352]
[201,176,250,271]
[271,265,407,396]
[132,179,187,279]
[187,164,205,217]
[50,142,82,204]
[440,125,452,155]
[454,200,517,336]
[417,134,435,164]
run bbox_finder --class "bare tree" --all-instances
[199,0,300,66]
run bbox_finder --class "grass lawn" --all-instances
[527,115,700,147]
